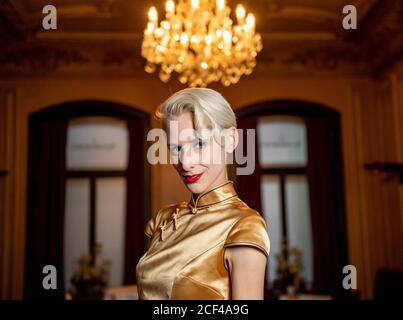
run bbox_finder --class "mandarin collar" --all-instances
[188,180,237,214]
[157,181,237,241]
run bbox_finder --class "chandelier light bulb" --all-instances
[217,0,225,11]
[223,30,231,43]
[180,33,189,45]
[161,20,170,30]
[148,7,158,22]
[191,0,200,10]
[166,0,175,13]
[146,22,154,32]
[236,4,245,21]
[246,13,255,28]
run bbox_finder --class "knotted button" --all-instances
[172,208,179,230]
[188,204,197,214]
[159,221,166,241]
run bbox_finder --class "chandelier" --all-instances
[141,0,263,87]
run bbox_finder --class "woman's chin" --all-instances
[184,182,206,195]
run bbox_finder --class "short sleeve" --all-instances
[224,214,270,257]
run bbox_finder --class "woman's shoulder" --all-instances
[228,198,267,224]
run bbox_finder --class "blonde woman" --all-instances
[136,88,270,300]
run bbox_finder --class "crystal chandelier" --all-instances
[141,0,263,87]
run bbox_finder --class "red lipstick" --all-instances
[183,173,203,184]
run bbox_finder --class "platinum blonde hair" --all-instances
[155,88,237,145]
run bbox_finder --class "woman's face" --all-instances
[166,112,233,196]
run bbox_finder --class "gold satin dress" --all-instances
[135,180,270,300]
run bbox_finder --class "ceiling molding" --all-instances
[348,0,403,76]
[0,0,399,78]
[55,0,118,19]
[354,0,379,20]
[0,41,145,76]
[0,40,369,78]
[0,0,28,42]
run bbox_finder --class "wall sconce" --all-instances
[364,162,403,184]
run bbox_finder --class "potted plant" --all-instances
[272,238,306,298]
[69,243,111,300]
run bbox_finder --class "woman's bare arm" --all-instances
[225,246,267,300]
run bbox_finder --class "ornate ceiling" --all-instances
[0,0,402,78]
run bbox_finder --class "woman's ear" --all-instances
[225,126,239,153]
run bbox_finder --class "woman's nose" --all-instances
[179,146,198,169]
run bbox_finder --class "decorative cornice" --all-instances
[0,0,400,78]
[0,0,28,42]
[0,40,370,78]
[347,0,403,76]
[279,45,367,73]
[0,41,146,76]
[0,42,89,73]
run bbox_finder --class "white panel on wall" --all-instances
[257,116,307,168]
[66,117,129,170]
[64,178,90,291]
[96,177,127,287]
[285,175,313,286]
[260,175,282,284]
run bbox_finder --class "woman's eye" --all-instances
[196,140,206,149]
[170,146,181,154]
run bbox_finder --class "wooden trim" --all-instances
[279,174,287,251]
[0,88,17,299]
[390,74,403,264]
[89,177,96,261]
[347,86,371,298]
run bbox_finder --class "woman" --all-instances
[136,88,270,300]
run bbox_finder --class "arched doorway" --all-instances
[24,100,150,299]
[235,99,348,298]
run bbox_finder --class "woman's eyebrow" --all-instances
[168,138,201,148]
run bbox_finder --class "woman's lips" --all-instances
[183,173,203,184]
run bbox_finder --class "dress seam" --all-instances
[173,275,225,300]
[223,241,269,257]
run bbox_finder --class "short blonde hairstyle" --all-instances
[156,88,237,143]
